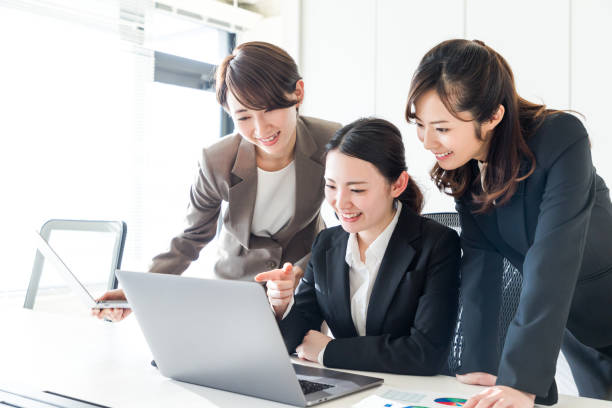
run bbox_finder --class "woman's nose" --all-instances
[422,127,438,150]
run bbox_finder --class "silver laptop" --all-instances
[116,270,383,407]
[33,231,129,309]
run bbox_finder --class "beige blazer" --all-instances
[149,116,341,280]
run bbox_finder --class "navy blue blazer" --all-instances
[278,204,460,375]
[456,113,612,403]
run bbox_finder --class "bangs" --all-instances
[225,59,299,111]
[405,71,471,124]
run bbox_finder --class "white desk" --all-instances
[1,308,610,408]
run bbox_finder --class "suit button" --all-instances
[266,261,276,269]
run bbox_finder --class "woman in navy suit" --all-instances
[407,39,612,407]
[256,118,460,375]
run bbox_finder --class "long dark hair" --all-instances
[325,118,424,214]
[215,41,302,111]
[406,39,555,213]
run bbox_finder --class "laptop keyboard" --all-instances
[298,379,334,395]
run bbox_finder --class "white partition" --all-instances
[465,0,571,110]
[376,0,464,212]
[298,0,609,211]
[299,0,377,124]
[571,0,612,182]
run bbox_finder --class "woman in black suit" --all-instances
[256,118,461,375]
[406,39,612,407]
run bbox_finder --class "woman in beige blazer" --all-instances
[93,41,341,321]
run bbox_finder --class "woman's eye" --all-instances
[436,127,449,133]
[415,122,424,128]
[325,184,336,190]
[351,189,365,193]
[237,117,250,122]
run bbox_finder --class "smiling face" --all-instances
[226,81,303,165]
[413,89,491,169]
[324,150,404,244]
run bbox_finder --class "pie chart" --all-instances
[434,397,467,406]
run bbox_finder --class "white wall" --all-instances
[571,0,612,176]
[297,0,612,213]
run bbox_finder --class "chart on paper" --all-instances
[353,388,469,408]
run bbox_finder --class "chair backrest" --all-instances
[423,212,523,374]
[23,219,127,310]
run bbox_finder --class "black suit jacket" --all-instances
[456,113,612,404]
[278,204,461,375]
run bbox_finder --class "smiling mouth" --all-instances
[339,211,362,222]
[258,131,280,144]
[434,151,453,159]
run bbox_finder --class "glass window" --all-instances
[0,3,227,310]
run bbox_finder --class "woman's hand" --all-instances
[90,289,131,322]
[296,330,332,362]
[463,385,536,408]
[456,372,497,386]
[254,262,296,317]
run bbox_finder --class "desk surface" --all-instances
[2,308,610,408]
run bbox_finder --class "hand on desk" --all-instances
[457,373,535,408]
[456,372,497,386]
[296,330,332,363]
[91,288,131,322]
[463,385,535,408]
[254,263,303,318]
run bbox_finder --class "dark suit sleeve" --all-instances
[323,229,460,375]
[278,233,325,354]
[455,199,505,375]
[149,147,222,275]
[496,123,596,399]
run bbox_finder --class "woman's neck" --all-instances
[356,206,397,262]
[256,153,294,171]
[256,133,297,172]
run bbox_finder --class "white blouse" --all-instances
[250,161,296,237]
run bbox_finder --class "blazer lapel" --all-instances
[326,233,358,337]
[467,159,529,256]
[227,137,257,249]
[273,117,325,244]
[366,206,418,335]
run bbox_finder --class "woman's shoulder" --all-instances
[203,131,243,156]
[396,206,460,248]
[199,132,245,179]
[316,224,345,242]
[418,215,460,244]
[309,224,346,254]
[528,112,589,168]
[299,116,342,144]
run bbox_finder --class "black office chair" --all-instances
[24,219,127,310]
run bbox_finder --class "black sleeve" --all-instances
[323,229,461,375]
[497,129,596,400]
[455,199,505,375]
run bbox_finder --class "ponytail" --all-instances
[398,177,424,214]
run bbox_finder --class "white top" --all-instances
[477,160,486,188]
[251,161,296,237]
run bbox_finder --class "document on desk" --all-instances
[353,386,470,407]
